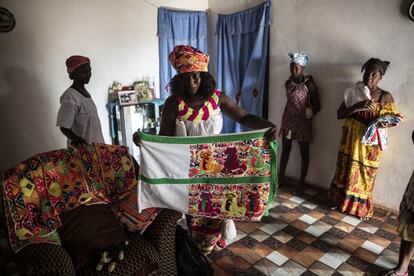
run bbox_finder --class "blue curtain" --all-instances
[158,8,208,99]
[216,1,271,133]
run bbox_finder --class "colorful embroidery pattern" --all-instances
[2,144,137,252]
[188,183,270,220]
[189,138,271,178]
[177,90,220,124]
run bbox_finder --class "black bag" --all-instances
[175,226,214,276]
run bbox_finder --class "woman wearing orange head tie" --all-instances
[134,45,276,254]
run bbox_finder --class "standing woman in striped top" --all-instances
[278,53,321,188]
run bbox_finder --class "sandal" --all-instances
[384,269,408,276]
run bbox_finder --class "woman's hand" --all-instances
[70,137,87,147]
[264,126,277,141]
[133,132,142,148]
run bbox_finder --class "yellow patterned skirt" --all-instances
[398,170,414,242]
[329,118,382,219]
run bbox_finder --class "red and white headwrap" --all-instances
[168,45,209,74]
[66,55,90,74]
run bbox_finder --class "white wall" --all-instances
[208,0,414,210]
[0,0,208,174]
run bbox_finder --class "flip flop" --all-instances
[385,269,408,276]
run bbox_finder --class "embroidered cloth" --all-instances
[137,129,278,221]
[2,144,136,252]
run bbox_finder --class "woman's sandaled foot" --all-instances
[383,268,408,276]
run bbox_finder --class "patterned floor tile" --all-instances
[230,267,265,276]
[277,260,307,275]
[327,226,348,239]
[280,210,302,224]
[260,222,287,235]
[380,223,398,235]
[262,236,283,250]
[299,214,318,225]
[335,221,355,233]
[309,261,335,275]
[295,205,312,214]
[212,263,230,276]
[302,201,318,210]
[357,222,378,234]
[292,246,324,268]
[341,215,361,227]
[282,200,299,209]
[209,248,236,262]
[321,215,339,225]
[361,240,385,255]
[289,195,307,204]
[266,250,289,266]
[387,215,398,226]
[296,232,317,245]
[352,227,372,239]
[235,222,262,234]
[320,233,342,246]
[228,242,263,264]
[273,230,293,244]
[329,211,346,221]
[337,234,364,252]
[353,247,379,263]
[305,220,332,238]
[251,243,273,258]
[301,270,319,276]
[319,252,344,270]
[387,241,400,253]
[311,239,333,253]
[216,255,251,273]
[346,255,371,272]
[336,262,364,276]
[308,210,325,220]
[291,219,310,231]
[271,204,291,214]
[261,215,278,224]
[374,249,398,270]
[277,244,300,259]
[238,236,260,249]
[253,258,279,275]
[250,229,270,242]
[376,228,397,241]
[283,225,302,236]
[304,188,319,196]
[286,238,308,251]
[366,218,383,227]
[368,234,392,248]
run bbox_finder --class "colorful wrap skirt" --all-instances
[329,118,382,219]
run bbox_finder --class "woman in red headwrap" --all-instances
[133,45,276,255]
[57,55,105,146]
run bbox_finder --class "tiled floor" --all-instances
[208,180,412,275]
[1,180,412,275]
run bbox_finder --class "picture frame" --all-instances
[118,90,138,106]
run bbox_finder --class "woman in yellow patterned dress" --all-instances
[329,58,401,219]
[384,130,414,276]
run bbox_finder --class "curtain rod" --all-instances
[143,0,210,12]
